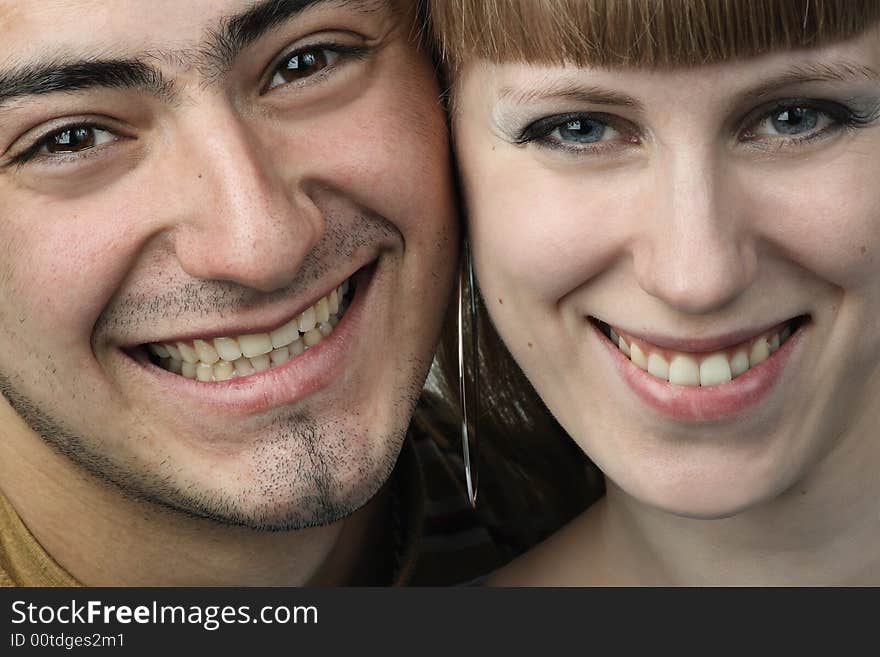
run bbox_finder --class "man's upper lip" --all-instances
[595,316,800,353]
[117,267,364,348]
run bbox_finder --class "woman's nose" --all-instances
[633,152,758,315]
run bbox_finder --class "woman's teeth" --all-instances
[606,320,798,387]
[146,279,351,381]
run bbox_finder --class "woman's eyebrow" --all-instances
[740,60,880,102]
[497,81,644,111]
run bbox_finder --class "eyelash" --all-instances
[7,42,371,167]
[515,112,639,155]
[262,42,369,94]
[516,99,879,156]
[7,123,122,168]
[739,99,878,148]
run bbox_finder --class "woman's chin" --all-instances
[598,442,806,521]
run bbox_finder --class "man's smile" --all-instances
[114,263,381,415]
[145,276,354,382]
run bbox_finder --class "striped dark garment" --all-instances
[391,401,514,585]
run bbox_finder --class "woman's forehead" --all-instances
[489,32,879,83]
[460,21,880,113]
[430,0,880,71]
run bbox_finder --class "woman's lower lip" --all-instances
[595,322,805,422]
[122,265,375,416]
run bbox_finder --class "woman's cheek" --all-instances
[748,152,880,289]
[469,165,637,302]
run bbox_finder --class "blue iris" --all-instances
[558,118,607,143]
[771,108,819,135]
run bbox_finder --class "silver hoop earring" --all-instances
[458,240,479,507]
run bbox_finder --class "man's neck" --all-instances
[0,424,391,586]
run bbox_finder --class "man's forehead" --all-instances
[0,0,415,111]
[0,0,395,59]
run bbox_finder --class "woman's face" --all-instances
[454,26,880,518]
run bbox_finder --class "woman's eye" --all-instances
[752,106,832,138]
[521,113,629,152]
[266,47,341,91]
[43,126,116,154]
[552,117,614,144]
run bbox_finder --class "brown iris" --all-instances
[276,49,329,84]
[46,127,96,154]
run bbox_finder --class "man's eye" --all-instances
[44,126,115,154]
[8,124,119,165]
[266,47,341,91]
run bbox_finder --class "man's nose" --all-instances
[633,152,758,315]
[166,109,323,293]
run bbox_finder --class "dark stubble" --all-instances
[0,205,431,531]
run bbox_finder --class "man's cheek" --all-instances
[15,221,145,341]
[303,96,450,220]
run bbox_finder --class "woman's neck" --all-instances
[494,406,880,586]
[601,412,880,585]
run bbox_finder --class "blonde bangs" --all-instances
[429,0,880,70]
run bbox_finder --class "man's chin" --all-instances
[93,426,402,532]
[2,360,417,532]
[151,452,399,532]
[151,490,369,532]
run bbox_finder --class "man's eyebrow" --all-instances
[741,60,880,101]
[202,0,388,77]
[497,81,645,112]
[0,58,176,110]
[0,0,390,108]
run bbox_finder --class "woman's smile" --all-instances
[591,314,810,421]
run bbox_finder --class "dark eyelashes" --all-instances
[513,114,561,144]
[265,42,370,88]
[8,142,43,168]
[6,42,372,169]
[513,98,880,153]
[301,43,370,60]
[821,103,879,129]
[6,124,100,167]
[740,98,880,134]
[513,112,626,145]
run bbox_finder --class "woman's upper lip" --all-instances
[593,316,801,353]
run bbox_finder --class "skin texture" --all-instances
[453,26,880,584]
[0,0,457,585]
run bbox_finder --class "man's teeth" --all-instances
[147,279,350,381]
[608,321,797,387]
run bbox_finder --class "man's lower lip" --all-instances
[123,266,375,415]
[594,321,805,422]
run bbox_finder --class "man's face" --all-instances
[0,0,457,530]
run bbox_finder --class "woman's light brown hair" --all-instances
[430,0,880,72]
